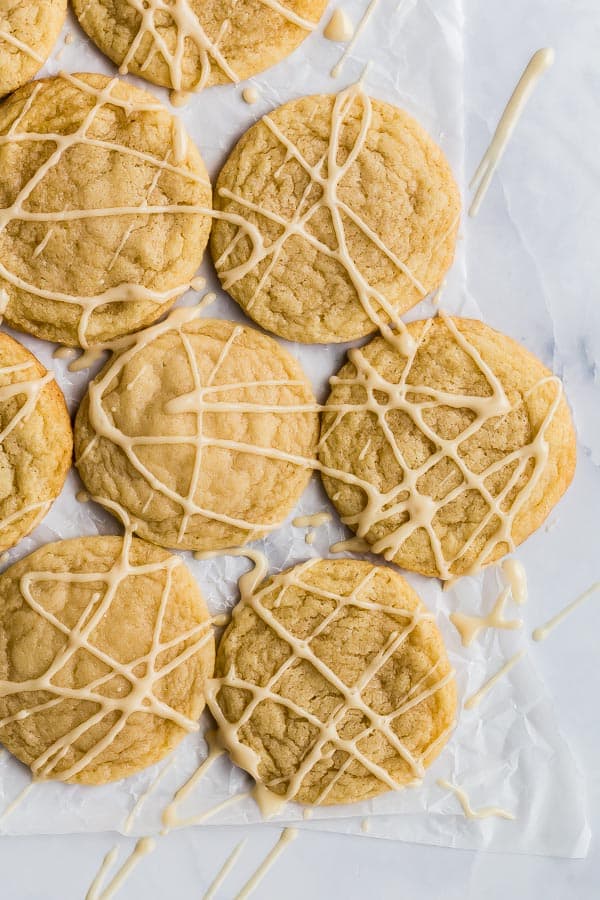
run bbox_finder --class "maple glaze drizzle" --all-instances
[0,500,214,782]
[206,552,455,816]
[107,0,319,93]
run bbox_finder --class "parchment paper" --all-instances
[0,0,590,858]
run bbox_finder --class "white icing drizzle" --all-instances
[242,87,260,105]
[0,358,55,540]
[437,779,515,820]
[86,837,156,900]
[430,279,446,309]
[0,28,44,64]
[0,289,8,322]
[114,0,318,94]
[166,790,248,831]
[84,728,246,897]
[0,500,214,782]
[464,650,526,710]
[123,759,175,835]
[0,782,34,826]
[216,78,435,357]
[358,437,371,461]
[171,116,188,164]
[502,558,528,605]
[170,90,192,108]
[161,729,225,831]
[234,828,298,900]
[322,314,565,579]
[532,581,600,642]
[80,303,319,545]
[0,73,218,348]
[67,349,103,372]
[293,511,331,544]
[85,847,120,900]
[292,512,331,528]
[203,840,247,900]
[32,228,54,259]
[190,276,206,291]
[206,553,454,815]
[53,345,77,360]
[330,537,369,555]
[450,587,522,647]
[330,0,379,78]
[324,9,354,42]
[80,302,564,579]
[469,48,555,217]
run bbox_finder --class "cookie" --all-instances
[0,535,215,784]
[0,0,67,97]
[319,316,577,579]
[74,309,319,551]
[0,331,71,553]
[0,72,212,348]
[72,0,327,94]
[210,82,460,344]
[207,557,456,807]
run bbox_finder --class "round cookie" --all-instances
[210,83,460,344]
[74,311,319,551]
[0,535,215,784]
[72,0,327,94]
[319,316,577,580]
[0,1,67,97]
[0,332,71,553]
[207,557,456,807]
[0,72,212,348]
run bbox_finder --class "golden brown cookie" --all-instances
[74,310,319,551]
[0,535,215,784]
[319,316,577,579]
[72,0,327,93]
[0,72,212,348]
[0,0,67,97]
[207,557,456,807]
[0,331,71,553]
[210,83,460,344]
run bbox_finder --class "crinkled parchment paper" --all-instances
[0,0,590,858]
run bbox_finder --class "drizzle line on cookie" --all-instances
[206,552,454,815]
[79,302,564,580]
[0,500,213,782]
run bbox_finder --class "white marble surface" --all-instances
[1,0,600,896]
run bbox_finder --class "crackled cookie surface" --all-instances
[0,0,67,96]
[207,557,456,807]
[0,535,215,784]
[0,72,212,347]
[74,310,319,551]
[319,316,577,579]
[211,83,460,344]
[73,0,327,93]
[0,332,71,553]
